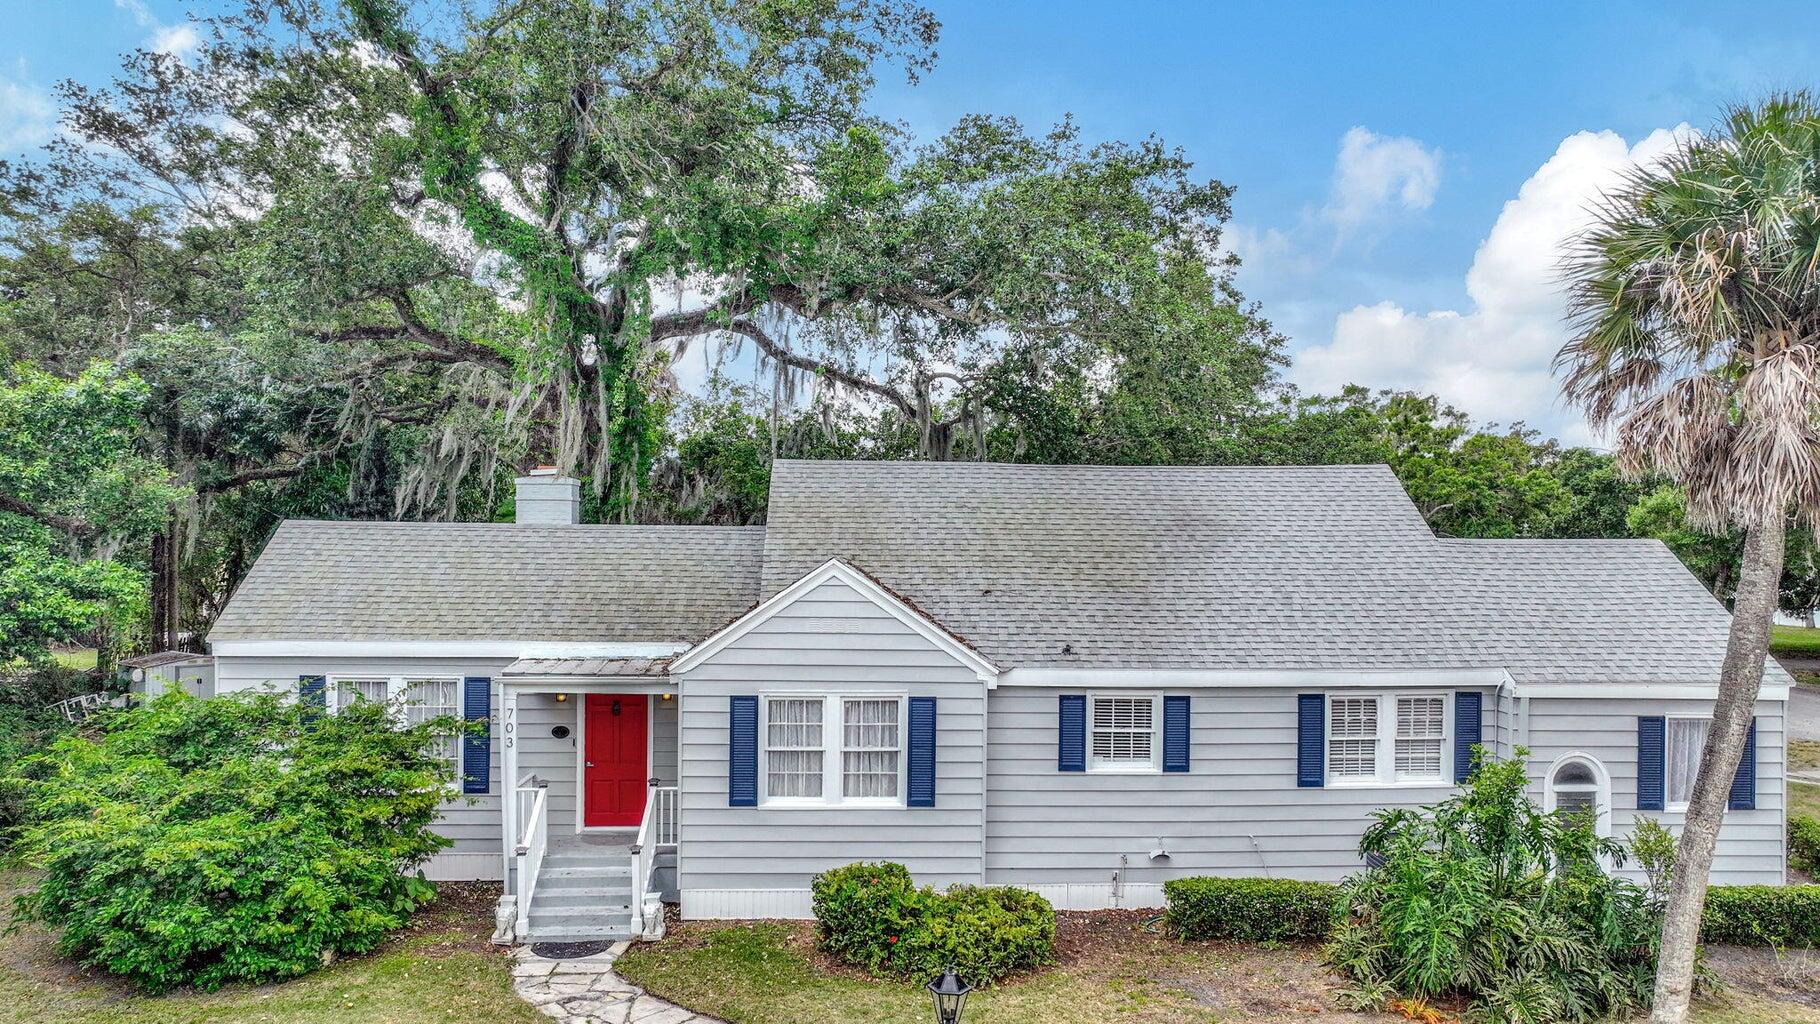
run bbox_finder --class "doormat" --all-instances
[529,940,617,959]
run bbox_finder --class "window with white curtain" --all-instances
[1666,717,1711,807]
[765,697,825,799]
[1328,696,1380,781]
[401,677,461,761]
[332,677,389,712]
[842,698,901,798]
[1089,695,1160,772]
[1394,696,1446,781]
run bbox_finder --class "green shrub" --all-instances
[810,861,1054,984]
[1163,877,1339,942]
[8,690,456,991]
[1789,814,1820,876]
[1701,885,1820,947]
[1326,750,1658,1024]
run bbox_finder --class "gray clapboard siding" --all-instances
[1522,696,1786,886]
[675,578,987,901]
[985,686,1502,885]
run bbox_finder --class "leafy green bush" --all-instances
[9,690,456,991]
[810,861,1054,984]
[0,665,95,843]
[1326,751,1658,1024]
[1163,877,1339,942]
[1701,886,1820,947]
[1789,814,1820,876]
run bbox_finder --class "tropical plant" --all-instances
[1326,753,1658,1024]
[1557,93,1820,1024]
[8,691,454,991]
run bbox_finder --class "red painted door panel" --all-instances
[584,694,648,827]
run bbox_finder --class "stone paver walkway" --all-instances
[511,942,723,1024]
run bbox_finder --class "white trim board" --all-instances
[996,667,1512,689]
[668,558,999,682]
[210,640,688,659]
[1513,683,1789,701]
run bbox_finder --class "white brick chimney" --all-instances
[514,466,581,524]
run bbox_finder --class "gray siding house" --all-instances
[207,461,1793,942]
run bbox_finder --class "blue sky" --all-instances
[6,1,1820,445]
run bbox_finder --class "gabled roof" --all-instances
[208,521,764,644]
[670,558,998,680]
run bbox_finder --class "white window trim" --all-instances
[1543,751,1611,839]
[758,692,908,808]
[1663,713,1713,813]
[1087,693,1163,774]
[1324,691,1454,788]
[325,674,463,763]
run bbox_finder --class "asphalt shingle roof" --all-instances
[207,522,764,644]
[210,461,1771,687]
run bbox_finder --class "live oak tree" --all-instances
[1559,94,1820,1024]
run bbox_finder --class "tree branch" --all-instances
[0,492,101,538]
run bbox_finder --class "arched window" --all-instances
[1544,754,1610,837]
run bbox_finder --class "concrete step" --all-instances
[534,892,632,913]
[539,866,632,889]
[530,904,633,925]
[532,884,630,903]
[523,925,635,943]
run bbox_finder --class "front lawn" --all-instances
[1796,781,1820,819]
[0,873,538,1024]
[1772,625,1820,659]
[615,915,1820,1024]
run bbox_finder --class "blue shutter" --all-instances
[1637,716,1666,811]
[1058,695,1086,772]
[729,696,758,807]
[461,677,490,795]
[1728,717,1757,811]
[1162,696,1191,773]
[299,675,326,718]
[907,697,937,807]
[1454,691,1483,782]
[1297,694,1325,788]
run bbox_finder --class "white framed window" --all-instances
[1089,694,1161,773]
[1544,753,1610,837]
[1327,692,1453,786]
[326,675,463,768]
[761,693,906,806]
[1665,717,1711,809]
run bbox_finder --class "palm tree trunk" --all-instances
[1649,522,1784,1023]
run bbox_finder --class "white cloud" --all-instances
[115,0,200,58]
[1292,126,1693,440]
[0,64,56,154]
[1322,126,1441,233]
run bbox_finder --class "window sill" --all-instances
[756,798,908,810]
[1326,778,1452,790]
[1086,764,1163,775]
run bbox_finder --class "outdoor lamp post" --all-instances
[927,967,972,1024]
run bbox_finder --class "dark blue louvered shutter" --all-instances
[729,696,758,806]
[907,697,937,807]
[461,677,490,794]
[1728,717,1758,811]
[1454,691,1483,782]
[1162,696,1191,773]
[1058,695,1086,772]
[1297,693,1325,788]
[299,674,326,717]
[1637,716,1666,811]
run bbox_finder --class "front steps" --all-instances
[522,838,636,944]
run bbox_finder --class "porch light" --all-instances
[927,967,972,1024]
[554,693,568,703]
[661,692,674,701]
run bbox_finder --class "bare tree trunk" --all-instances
[1649,523,1784,1023]
[149,525,179,652]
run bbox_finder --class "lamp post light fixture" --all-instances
[927,967,972,1024]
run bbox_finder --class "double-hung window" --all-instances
[327,675,463,768]
[1665,717,1711,808]
[762,695,906,805]
[1089,695,1160,772]
[1327,692,1450,785]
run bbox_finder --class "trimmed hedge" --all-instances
[1162,875,1820,950]
[810,862,1054,984]
[1163,877,1340,941]
[1701,885,1820,947]
[1790,813,1820,876]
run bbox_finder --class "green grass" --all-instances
[1771,625,1820,659]
[616,919,1820,1024]
[49,650,98,671]
[1794,781,1820,820]
[0,875,538,1024]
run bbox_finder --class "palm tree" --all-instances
[1559,94,1820,1024]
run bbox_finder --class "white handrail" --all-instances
[628,785,679,937]
[513,784,548,938]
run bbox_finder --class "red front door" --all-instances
[584,694,648,827]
